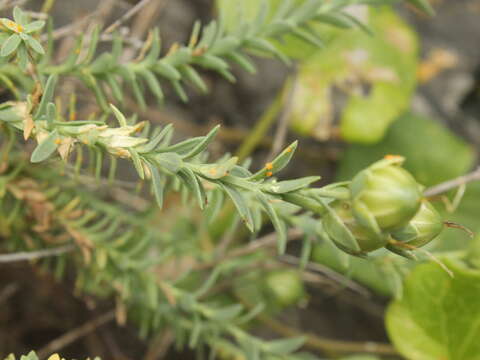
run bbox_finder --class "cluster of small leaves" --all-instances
[0,159,326,359]
[1,1,431,111]
[0,1,435,358]
[0,7,44,70]
[0,68,356,256]
[36,0,386,110]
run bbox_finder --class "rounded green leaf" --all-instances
[386,261,480,360]
[1,34,21,57]
[24,20,45,34]
[13,6,27,26]
[25,35,45,55]
[31,130,59,163]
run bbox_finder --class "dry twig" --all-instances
[38,310,116,359]
[0,244,75,263]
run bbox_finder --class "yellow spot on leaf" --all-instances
[47,354,61,360]
[265,162,273,170]
[266,171,273,177]
[286,147,292,153]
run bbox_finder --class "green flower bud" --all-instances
[323,200,389,255]
[350,156,422,233]
[391,201,443,248]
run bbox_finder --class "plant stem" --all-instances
[424,167,480,197]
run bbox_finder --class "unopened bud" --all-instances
[350,156,422,233]
[323,201,389,255]
[391,200,443,248]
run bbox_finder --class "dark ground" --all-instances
[2,0,480,359]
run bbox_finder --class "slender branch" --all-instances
[266,73,298,160]
[279,254,372,297]
[237,295,398,356]
[258,311,398,355]
[0,244,75,263]
[424,167,480,197]
[103,0,154,34]
[37,310,116,359]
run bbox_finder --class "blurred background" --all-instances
[2,0,480,359]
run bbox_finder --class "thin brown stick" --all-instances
[279,254,372,297]
[229,228,303,258]
[424,167,480,197]
[143,330,174,360]
[104,0,155,34]
[237,295,398,356]
[0,244,75,263]
[37,310,116,359]
[266,74,298,161]
[259,312,398,355]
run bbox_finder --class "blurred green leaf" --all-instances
[25,35,45,54]
[337,113,474,187]
[406,0,435,15]
[24,20,45,33]
[289,8,418,143]
[264,336,306,355]
[31,130,59,163]
[1,34,21,57]
[386,260,480,360]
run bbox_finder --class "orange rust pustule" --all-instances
[384,154,403,160]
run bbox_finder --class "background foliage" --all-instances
[1,0,479,360]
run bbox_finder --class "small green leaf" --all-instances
[264,176,321,194]
[249,141,298,181]
[24,20,45,33]
[13,7,27,26]
[179,168,207,209]
[180,65,208,93]
[110,104,127,127]
[193,54,229,71]
[1,34,21,57]
[16,43,27,70]
[227,51,257,74]
[143,28,161,65]
[171,80,188,102]
[83,25,100,64]
[210,304,243,321]
[155,152,183,173]
[129,148,145,179]
[256,192,287,253]
[194,157,238,179]
[153,61,181,81]
[148,162,164,208]
[34,75,58,118]
[160,137,203,154]
[31,130,59,163]
[25,35,44,54]
[182,125,220,160]
[139,69,164,102]
[264,337,306,355]
[220,182,254,232]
